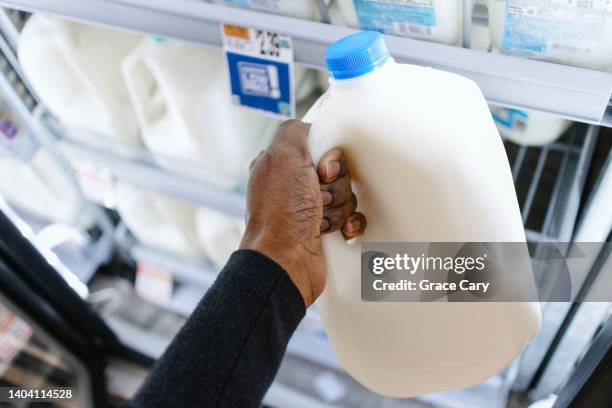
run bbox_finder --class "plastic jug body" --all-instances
[210,0,321,20]
[123,39,279,188]
[305,32,541,397]
[19,15,141,144]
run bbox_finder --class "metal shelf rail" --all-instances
[2,0,612,126]
[506,124,597,243]
[501,124,599,392]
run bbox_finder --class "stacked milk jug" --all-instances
[305,31,541,397]
[214,0,464,44]
[19,14,141,145]
[210,0,323,20]
[336,0,463,45]
[471,0,571,146]
[488,0,612,70]
[122,37,273,187]
[0,99,82,224]
[17,14,269,262]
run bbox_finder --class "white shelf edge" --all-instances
[2,0,612,125]
[57,138,247,218]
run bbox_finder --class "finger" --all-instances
[269,119,312,163]
[341,212,367,240]
[317,147,348,183]
[320,172,352,208]
[273,119,311,148]
[321,193,357,233]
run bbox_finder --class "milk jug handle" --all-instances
[304,110,362,247]
[56,25,104,110]
[122,47,166,127]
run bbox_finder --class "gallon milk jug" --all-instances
[195,207,245,269]
[336,0,463,45]
[488,0,612,70]
[491,106,571,146]
[19,14,141,144]
[0,103,81,224]
[115,182,203,259]
[304,32,541,397]
[0,151,82,224]
[210,0,321,20]
[122,38,280,187]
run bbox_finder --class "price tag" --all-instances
[135,263,173,305]
[221,24,295,119]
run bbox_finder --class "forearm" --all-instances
[128,249,306,407]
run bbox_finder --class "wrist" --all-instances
[240,231,311,306]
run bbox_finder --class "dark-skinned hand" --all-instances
[240,119,367,307]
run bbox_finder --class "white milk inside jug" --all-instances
[115,182,203,259]
[210,0,321,20]
[488,0,612,70]
[195,207,245,269]
[304,32,541,397]
[491,106,571,146]
[18,14,141,144]
[335,0,463,45]
[122,38,282,187]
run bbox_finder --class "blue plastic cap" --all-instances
[325,31,390,80]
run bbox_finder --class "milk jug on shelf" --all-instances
[114,182,203,259]
[0,151,82,224]
[122,38,281,188]
[304,31,541,397]
[0,104,82,223]
[491,106,571,146]
[335,0,463,45]
[210,0,321,20]
[18,14,141,144]
[195,207,245,269]
[488,0,612,70]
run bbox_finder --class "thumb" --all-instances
[272,119,312,151]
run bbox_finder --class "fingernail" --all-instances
[345,218,361,233]
[326,161,340,180]
[321,191,333,206]
[320,218,330,231]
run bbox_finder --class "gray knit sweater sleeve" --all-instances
[128,249,306,407]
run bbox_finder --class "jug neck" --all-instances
[329,58,395,92]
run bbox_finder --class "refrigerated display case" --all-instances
[0,1,609,407]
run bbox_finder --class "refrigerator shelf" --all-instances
[2,0,612,125]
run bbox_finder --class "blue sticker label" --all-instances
[222,0,281,10]
[353,0,437,37]
[492,107,528,130]
[226,52,292,117]
[223,0,249,6]
[222,25,294,118]
[502,1,604,60]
